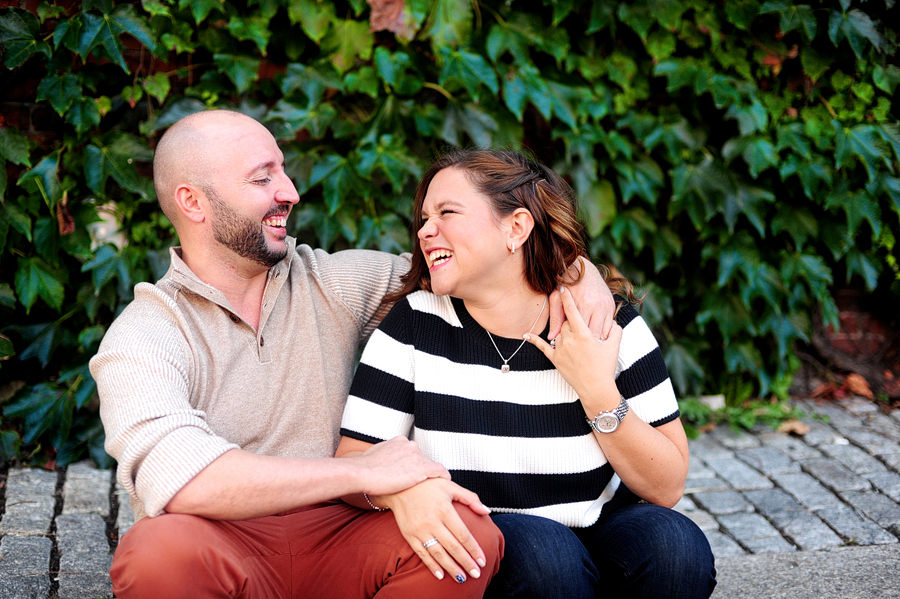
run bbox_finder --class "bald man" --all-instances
[90,110,612,598]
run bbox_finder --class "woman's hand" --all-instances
[548,257,616,341]
[527,286,622,406]
[372,478,491,583]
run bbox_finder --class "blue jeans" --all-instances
[484,504,716,599]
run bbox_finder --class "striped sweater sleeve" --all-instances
[614,302,679,427]
[340,299,417,443]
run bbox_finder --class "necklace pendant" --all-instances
[501,364,510,373]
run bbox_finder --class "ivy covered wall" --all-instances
[1,0,898,466]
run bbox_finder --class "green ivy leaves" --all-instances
[0,8,51,68]
[0,0,898,468]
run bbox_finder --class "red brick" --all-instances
[0,104,32,130]
[3,75,42,102]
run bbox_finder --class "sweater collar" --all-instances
[162,237,296,305]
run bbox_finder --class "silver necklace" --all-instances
[486,296,547,373]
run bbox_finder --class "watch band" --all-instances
[586,396,629,433]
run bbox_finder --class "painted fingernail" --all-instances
[455,574,466,584]
[477,558,487,568]
[470,568,481,578]
[434,570,444,580]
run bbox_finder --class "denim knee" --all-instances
[579,504,716,599]
[484,513,597,599]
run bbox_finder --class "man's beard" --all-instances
[205,186,288,268]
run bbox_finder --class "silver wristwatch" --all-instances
[587,396,629,433]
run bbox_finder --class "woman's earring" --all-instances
[510,242,516,255]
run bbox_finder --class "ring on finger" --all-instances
[423,538,440,549]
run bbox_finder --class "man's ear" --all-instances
[173,184,207,223]
[508,208,535,249]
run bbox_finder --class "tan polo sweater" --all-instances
[90,237,407,520]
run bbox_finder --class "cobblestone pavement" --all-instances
[0,397,898,598]
[677,398,900,561]
[0,463,133,599]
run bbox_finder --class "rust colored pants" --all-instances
[110,501,503,599]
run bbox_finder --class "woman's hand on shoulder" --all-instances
[526,286,622,399]
[548,257,616,340]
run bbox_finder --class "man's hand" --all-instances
[352,437,451,497]
[548,257,615,340]
[372,478,491,583]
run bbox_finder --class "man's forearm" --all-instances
[164,436,449,520]
[164,449,366,519]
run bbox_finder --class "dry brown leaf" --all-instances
[810,381,838,399]
[367,0,415,39]
[57,192,75,236]
[777,419,810,436]
[843,373,874,399]
[698,422,717,433]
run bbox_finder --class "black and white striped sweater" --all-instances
[340,291,679,527]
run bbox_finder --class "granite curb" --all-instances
[0,397,898,598]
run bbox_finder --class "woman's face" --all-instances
[417,167,513,300]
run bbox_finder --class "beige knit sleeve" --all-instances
[306,247,411,341]
[90,284,238,519]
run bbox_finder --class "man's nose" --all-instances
[276,172,300,205]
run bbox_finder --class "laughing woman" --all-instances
[336,149,716,599]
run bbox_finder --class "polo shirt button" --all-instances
[260,337,265,347]
[230,315,239,323]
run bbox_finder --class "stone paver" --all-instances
[735,447,800,476]
[742,488,805,517]
[866,470,900,502]
[769,511,843,551]
[1,469,58,536]
[815,503,898,545]
[819,442,888,474]
[673,496,718,531]
[688,435,734,459]
[56,514,113,599]
[0,536,52,599]
[62,463,111,517]
[703,530,747,558]
[861,412,900,443]
[685,475,731,493]
[839,490,900,530]
[797,418,847,446]
[704,458,773,490]
[709,427,761,450]
[770,472,842,510]
[801,458,871,493]
[691,490,753,515]
[753,431,823,460]
[880,453,900,472]
[115,484,135,538]
[839,428,900,457]
[717,513,795,554]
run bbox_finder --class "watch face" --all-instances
[595,414,619,432]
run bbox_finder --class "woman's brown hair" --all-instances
[387,148,638,306]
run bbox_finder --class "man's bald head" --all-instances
[152,110,267,224]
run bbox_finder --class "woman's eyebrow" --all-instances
[421,199,462,217]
